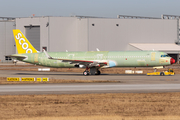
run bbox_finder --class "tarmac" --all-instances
[0,83,180,95]
[0,70,180,83]
[0,70,180,95]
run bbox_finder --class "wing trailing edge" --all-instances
[42,49,107,67]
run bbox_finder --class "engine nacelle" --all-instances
[74,64,85,68]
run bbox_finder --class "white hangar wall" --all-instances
[16,17,89,52]
[16,17,49,51]
[0,21,15,61]
[15,17,178,52]
[47,17,89,52]
[88,18,178,51]
[48,17,89,52]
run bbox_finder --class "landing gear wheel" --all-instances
[83,71,89,76]
[96,70,101,75]
[160,72,164,76]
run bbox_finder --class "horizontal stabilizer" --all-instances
[7,54,27,60]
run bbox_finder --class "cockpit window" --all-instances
[161,55,170,57]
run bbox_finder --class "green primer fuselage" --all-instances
[16,51,171,68]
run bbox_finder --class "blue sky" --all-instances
[1,0,180,18]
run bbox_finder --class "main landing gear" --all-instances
[96,70,101,75]
[83,67,101,76]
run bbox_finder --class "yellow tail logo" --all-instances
[13,29,38,54]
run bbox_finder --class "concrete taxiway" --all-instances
[0,83,180,95]
[0,70,180,82]
[1,70,180,95]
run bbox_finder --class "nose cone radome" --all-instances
[170,58,175,64]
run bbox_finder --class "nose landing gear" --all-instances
[83,71,89,76]
[83,66,89,76]
[96,70,101,75]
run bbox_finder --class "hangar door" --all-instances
[25,26,40,51]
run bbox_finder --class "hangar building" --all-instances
[0,17,15,62]
[1,15,180,63]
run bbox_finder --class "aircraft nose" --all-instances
[170,58,175,64]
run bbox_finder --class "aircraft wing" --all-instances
[43,49,107,67]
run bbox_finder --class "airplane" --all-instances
[9,29,175,76]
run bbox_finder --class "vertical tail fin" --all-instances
[13,29,38,54]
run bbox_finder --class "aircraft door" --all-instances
[151,52,156,61]
[68,54,75,60]
[34,54,39,63]
[96,52,108,60]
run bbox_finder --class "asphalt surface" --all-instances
[1,70,180,95]
[1,83,180,95]
[0,70,180,82]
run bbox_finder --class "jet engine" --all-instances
[74,64,85,68]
